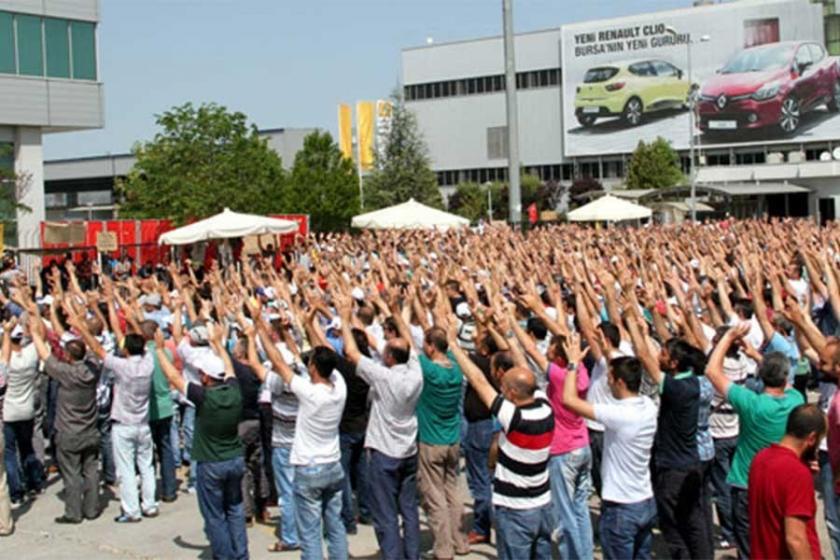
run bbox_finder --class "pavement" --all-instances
[1,463,831,559]
[0,465,496,560]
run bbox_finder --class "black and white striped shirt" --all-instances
[490,391,554,509]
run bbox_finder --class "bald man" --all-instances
[338,300,424,560]
[448,334,555,560]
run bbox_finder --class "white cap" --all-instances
[351,287,365,301]
[455,302,471,319]
[195,353,226,380]
[326,317,342,332]
[10,325,24,339]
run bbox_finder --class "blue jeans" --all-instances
[169,401,181,466]
[339,430,370,530]
[150,416,177,499]
[820,450,840,560]
[196,456,249,560]
[600,498,657,560]
[97,416,115,484]
[494,503,554,560]
[549,447,594,560]
[368,449,421,560]
[182,405,197,488]
[294,461,347,560]
[271,446,299,547]
[3,419,44,501]
[464,419,494,537]
[711,436,737,544]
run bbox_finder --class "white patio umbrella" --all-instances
[567,194,652,222]
[351,198,469,230]
[158,208,298,245]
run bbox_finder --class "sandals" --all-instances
[268,542,300,553]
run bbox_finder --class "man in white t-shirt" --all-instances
[563,351,658,560]
[261,332,348,560]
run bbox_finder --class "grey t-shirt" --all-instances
[356,354,423,459]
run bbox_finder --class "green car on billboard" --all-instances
[574,59,692,127]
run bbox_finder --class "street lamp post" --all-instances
[502,0,521,225]
[665,27,710,222]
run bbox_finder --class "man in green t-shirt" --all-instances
[706,324,805,560]
[415,326,470,559]
[140,321,177,503]
[154,327,247,560]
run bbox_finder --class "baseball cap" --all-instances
[194,353,225,380]
[188,324,210,345]
[141,293,162,307]
[455,302,472,319]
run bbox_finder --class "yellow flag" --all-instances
[337,104,353,161]
[357,101,374,171]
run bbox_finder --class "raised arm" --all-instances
[154,329,186,394]
[562,333,596,420]
[705,323,749,398]
[207,322,234,381]
[446,325,498,409]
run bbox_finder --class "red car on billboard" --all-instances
[698,41,840,135]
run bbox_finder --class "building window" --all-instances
[743,18,780,48]
[0,12,13,74]
[65,19,99,79]
[16,14,43,76]
[45,193,68,208]
[0,11,97,80]
[45,18,70,78]
[487,126,508,160]
[76,190,112,206]
[706,153,730,166]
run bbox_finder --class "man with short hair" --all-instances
[449,334,554,560]
[155,325,248,560]
[140,320,177,503]
[415,326,469,559]
[32,324,101,524]
[749,404,825,559]
[75,322,157,523]
[705,324,805,559]
[338,298,423,560]
[258,318,348,560]
[564,350,658,560]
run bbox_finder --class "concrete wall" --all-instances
[408,87,563,170]
[0,77,104,130]
[15,127,44,260]
[0,0,99,21]
[402,29,562,84]
[263,128,316,168]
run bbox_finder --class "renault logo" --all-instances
[716,94,727,110]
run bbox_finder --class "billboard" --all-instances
[561,0,826,156]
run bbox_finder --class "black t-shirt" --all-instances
[335,355,370,434]
[654,374,700,469]
[463,353,497,422]
[232,360,261,421]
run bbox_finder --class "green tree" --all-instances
[625,137,684,190]
[285,131,360,232]
[117,102,287,224]
[363,91,443,210]
[448,182,487,222]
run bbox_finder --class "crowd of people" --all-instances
[0,217,838,560]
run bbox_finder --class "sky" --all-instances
[43,0,691,160]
